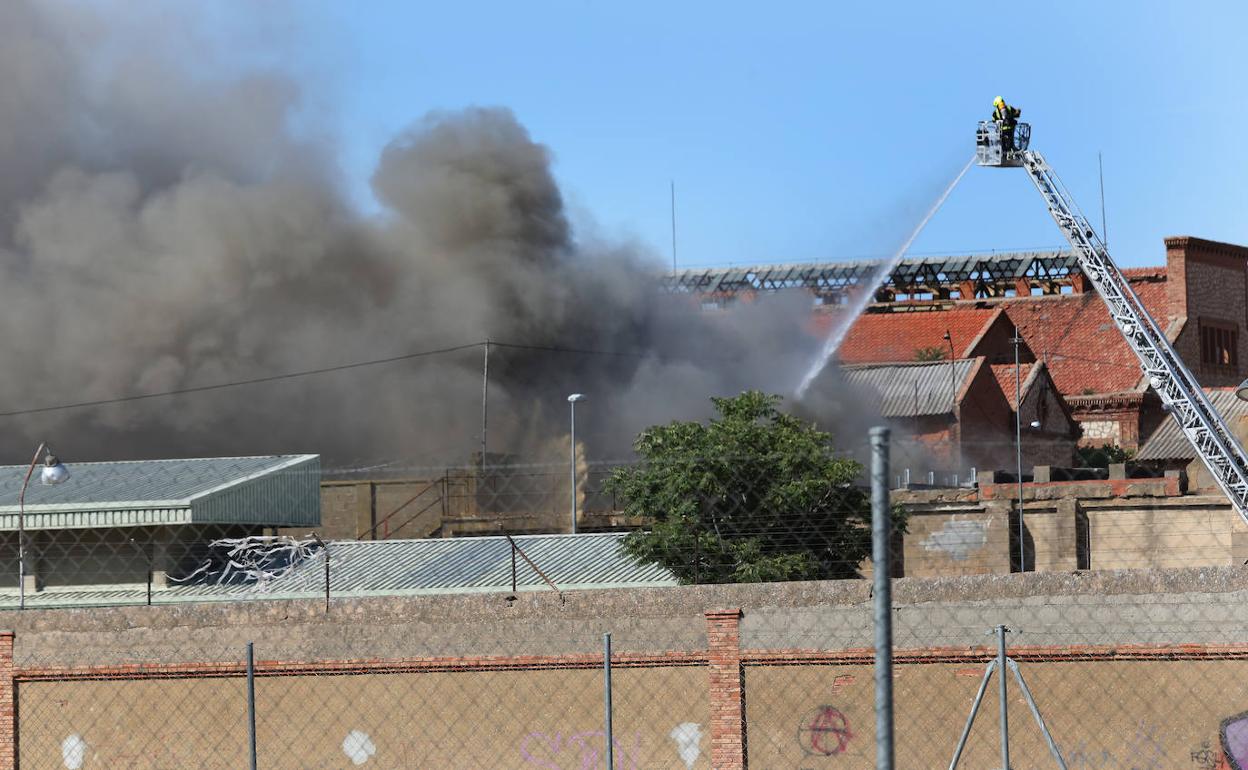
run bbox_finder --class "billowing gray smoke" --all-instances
[0,1,852,469]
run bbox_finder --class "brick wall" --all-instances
[705,609,745,769]
[1167,236,1248,387]
[1018,366,1080,466]
[9,606,1248,768]
[1,570,1248,768]
[957,359,1016,470]
[1068,394,1144,450]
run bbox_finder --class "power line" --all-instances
[0,342,484,419]
[489,341,649,359]
[0,339,662,419]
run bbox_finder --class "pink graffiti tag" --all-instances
[798,705,852,756]
[520,731,640,770]
[1222,711,1248,770]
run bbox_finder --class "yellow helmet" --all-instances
[994,96,1005,107]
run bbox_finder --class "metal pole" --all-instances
[996,625,1010,770]
[570,400,578,535]
[670,180,677,272]
[481,340,490,465]
[310,533,329,613]
[1098,152,1108,248]
[143,540,152,607]
[247,641,258,770]
[603,632,614,769]
[947,660,997,770]
[870,426,894,770]
[1013,333,1025,571]
[945,331,960,477]
[18,443,45,611]
[1006,659,1069,769]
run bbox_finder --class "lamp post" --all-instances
[18,444,70,610]
[944,330,960,480]
[568,394,587,534]
[1011,332,1026,572]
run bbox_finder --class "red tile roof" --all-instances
[818,307,1002,365]
[989,363,1035,409]
[999,273,1171,396]
[808,269,1172,397]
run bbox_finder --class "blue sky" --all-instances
[298,0,1247,270]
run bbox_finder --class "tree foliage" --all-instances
[1076,442,1133,468]
[607,391,904,584]
[913,345,948,362]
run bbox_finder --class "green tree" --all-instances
[1076,442,1133,468]
[607,390,904,583]
[913,346,948,362]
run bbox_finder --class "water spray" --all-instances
[794,156,975,398]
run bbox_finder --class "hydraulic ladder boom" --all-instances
[977,121,1248,521]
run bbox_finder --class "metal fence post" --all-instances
[603,632,614,769]
[604,633,614,763]
[310,533,329,613]
[997,625,1011,770]
[247,641,258,770]
[870,426,894,770]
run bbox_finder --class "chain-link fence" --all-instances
[3,429,1248,768]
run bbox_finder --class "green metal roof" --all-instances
[0,455,320,530]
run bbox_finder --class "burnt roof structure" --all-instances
[661,250,1080,304]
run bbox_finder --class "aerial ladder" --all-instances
[976,119,1248,524]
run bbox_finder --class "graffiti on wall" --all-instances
[920,519,988,561]
[519,730,642,769]
[60,734,86,770]
[1221,711,1248,770]
[342,729,377,765]
[669,723,704,769]
[797,705,852,757]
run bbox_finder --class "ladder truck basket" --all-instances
[976,120,1031,167]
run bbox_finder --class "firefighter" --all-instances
[993,96,1021,152]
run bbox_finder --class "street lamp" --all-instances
[568,394,587,534]
[19,444,70,609]
[1011,332,1026,573]
[943,330,960,478]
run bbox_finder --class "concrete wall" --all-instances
[314,470,629,540]
[6,571,1248,768]
[892,477,1240,577]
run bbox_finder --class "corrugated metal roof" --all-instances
[841,360,977,417]
[0,532,676,608]
[0,455,319,530]
[1136,391,1248,461]
[275,532,676,596]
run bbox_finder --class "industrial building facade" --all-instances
[671,234,1248,455]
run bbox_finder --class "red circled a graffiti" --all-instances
[798,705,852,756]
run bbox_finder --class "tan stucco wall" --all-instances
[20,667,711,769]
[746,660,1243,770]
[894,486,1242,578]
[21,657,1247,769]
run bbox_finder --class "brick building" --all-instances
[1000,236,1248,449]
[839,356,1077,475]
[671,235,1248,453]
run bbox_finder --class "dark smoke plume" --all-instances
[0,1,852,469]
